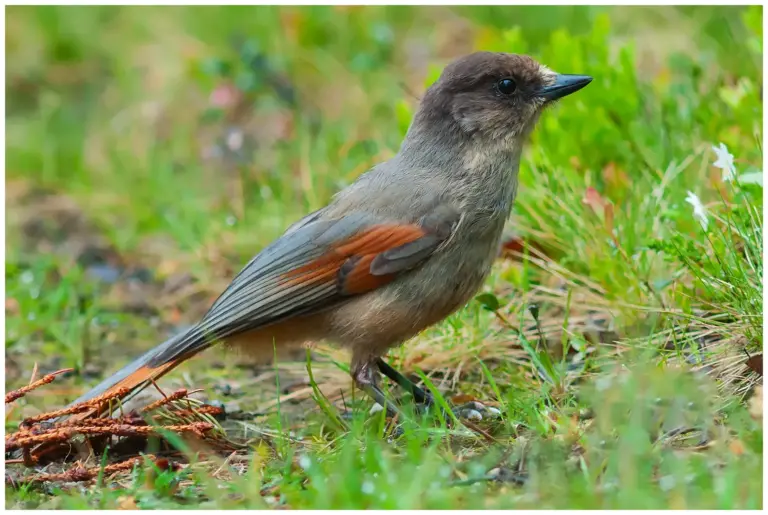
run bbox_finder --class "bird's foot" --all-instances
[357,357,502,431]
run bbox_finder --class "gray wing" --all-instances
[147,205,460,365]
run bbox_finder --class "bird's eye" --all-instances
[497,78,517,95]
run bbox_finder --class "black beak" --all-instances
[537,74,592,101]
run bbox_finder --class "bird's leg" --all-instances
[352,360,403,419]
[375,357,501,422]
[375,358,431,405]
[375,357,451,422]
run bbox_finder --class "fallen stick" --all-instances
[21,455,159,484]
[5,369,74,404]
[6,422,214,451]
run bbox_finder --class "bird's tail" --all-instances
[65,327,211,420]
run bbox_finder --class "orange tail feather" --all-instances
[68,360,183,421]
[64,329,211,421]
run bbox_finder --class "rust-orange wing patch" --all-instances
[282,224,427,295]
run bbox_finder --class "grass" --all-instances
[5,5,763,509]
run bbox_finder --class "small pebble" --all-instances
[223,401,242,415]
[86,264,122,284]
[485,406,502,417]
[461,409,483,422]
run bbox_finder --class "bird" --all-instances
[66,51,592,420]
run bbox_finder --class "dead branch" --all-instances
[6,422,214,451]
[140,388,188,413]
[5,369,74,404]
[5,367,229,488]
[22,455,159,484]
[19,387,132,428]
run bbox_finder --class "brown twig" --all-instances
[460,419,498,444]
[140,389,188,413]
[62,414,147,428]
[22,455,159,484]
[6,422,214,451]
[5,369,74,404]
[11,414,149,437]
[22,447,34,467]
[5,366,228,486]
[20,387,131,428]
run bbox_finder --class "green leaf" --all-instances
[475,292,500,311]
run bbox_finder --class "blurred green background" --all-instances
[5,5,762,509]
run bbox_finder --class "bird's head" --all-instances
[413,52,592,144]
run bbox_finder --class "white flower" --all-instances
[712,142,736,182]
[685,191,709,230]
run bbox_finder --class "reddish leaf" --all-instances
[450,394,476,405]
[728,439,745,456]
[501,235,525,253]
[583,187,617,236]
[5,297,19,315]
[745,353,763,376]
[582,186,605,215]
[498,233,552,261]
[209,83,241,109]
